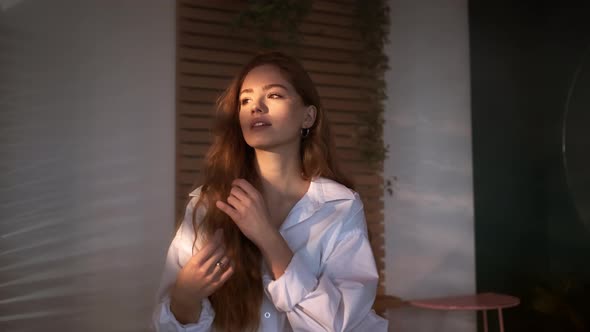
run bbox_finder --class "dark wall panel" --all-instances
[470,1,590,330]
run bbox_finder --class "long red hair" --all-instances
[192,51,351,331]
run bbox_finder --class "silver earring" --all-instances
[301,128,310,138]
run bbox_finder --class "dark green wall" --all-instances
[469,1,590,331]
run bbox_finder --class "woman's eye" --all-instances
[240,99,250,105]
[268,93,282,99]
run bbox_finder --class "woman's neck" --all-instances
[253,149,309,204]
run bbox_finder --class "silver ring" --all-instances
[215,260,224,269]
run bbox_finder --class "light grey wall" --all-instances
[0,1,175,331]
[382,0,475,331]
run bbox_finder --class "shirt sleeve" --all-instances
[152,196,216,332]
[265,206,388,331]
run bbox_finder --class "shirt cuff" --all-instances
[265,251,318,312]
[155,296,215,331]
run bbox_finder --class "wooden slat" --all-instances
[356,182,384,191]
[179,74,232,90]
[367,223,384,240]
[179,171,202,185]
[179,34,253,54]
[286,47,360,63]
[179,60,240,76]
[178,16,364,54]
[301,35,363,51]
[179,17,362,44]
[180,33,364,60]
[179,89,222,103]
[178,102,216,116]
[371,246,385,263]
[299,21,360,40]
[179,129,213,143]
[178,8,361,50]
[334,148,362,161]
[360,193,384,204]
[324,99,371,112]
[317,86,366,100]
[371,237,384,250]
[366,216,384,226]
[179,0,245,11]
[320,0,356,4]
[309,72,374,89]
[305,11,355,27]
[337,160,381,173]
[352,174,383,186]
[177,183,195,195]
[332,124,356,136]
[178,47,250,65]
[362,200,382,213]
[328,111,360,123]
[178,6,235,24]
[179,0,361,39]
[333,136,356,148]
[178,116,214,130]
[301,59,363,75]
[370,241,384,256]
[178,33,361,63]
[362,188,383,196]
[363,202,385,213]
[312,0,356,16]
[177,183,198,198]
[180,0,359,16]
[178,156,204,173]
[179,143,210,156]
[365,211,384,223]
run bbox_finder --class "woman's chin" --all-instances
[246,140,275,151]
[245,136,299,152]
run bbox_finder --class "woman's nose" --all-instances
[251,105,262,114]
[250,101,265,114]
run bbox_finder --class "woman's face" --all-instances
[238,64,315,152]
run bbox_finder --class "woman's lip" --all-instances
[250,121,271,128]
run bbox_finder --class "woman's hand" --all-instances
[170,229,234,323]
[216,179,294,279]
[215,179,273,246]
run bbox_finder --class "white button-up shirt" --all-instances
[153,177,388,331]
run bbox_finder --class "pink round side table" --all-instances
[408,292,520,332]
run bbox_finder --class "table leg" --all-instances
[483,310,488,332]
[498,308,504,332]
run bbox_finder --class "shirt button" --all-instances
[264,312,271,318]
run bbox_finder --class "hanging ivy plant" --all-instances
[233,0,312,49]
[233,0,390,166]
[354,0,390,167]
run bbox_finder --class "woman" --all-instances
[153,52,388,331]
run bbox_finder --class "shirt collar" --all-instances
[187,177,355,230]
[189,186,201,197]
[307,176,355,205]
[280,177,355,231]
[188,177,354,201]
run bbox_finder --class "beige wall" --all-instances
[383,0,476,331]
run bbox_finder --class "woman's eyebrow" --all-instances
[240,84,288,96]
[262,83,288,91]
